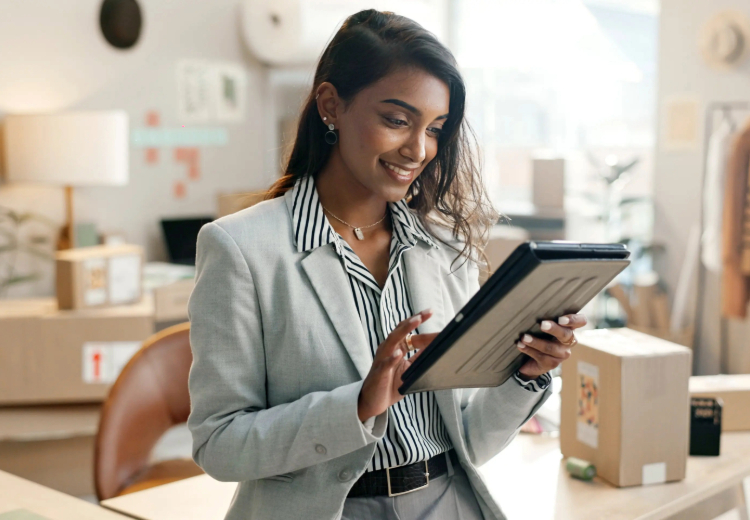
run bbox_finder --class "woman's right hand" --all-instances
[357,309,438,422]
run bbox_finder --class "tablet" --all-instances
[398,241,630,395]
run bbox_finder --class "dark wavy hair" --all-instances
[265,9,497,269]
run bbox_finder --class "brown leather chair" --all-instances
[94,322,203,500]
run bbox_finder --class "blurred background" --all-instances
[2,0,750,518]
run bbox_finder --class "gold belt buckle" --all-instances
[386,461,430,497]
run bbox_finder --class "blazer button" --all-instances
[315,444,327,455]
[338,469,352,482]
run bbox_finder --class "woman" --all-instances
[188,9,584,520]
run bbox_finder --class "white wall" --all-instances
[654,0,750,373]
[0,0,273,297]
[0,0,449,298]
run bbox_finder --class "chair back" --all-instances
[94,322,192,500]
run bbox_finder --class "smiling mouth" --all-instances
[380,159,415,181]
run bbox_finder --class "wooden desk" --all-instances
[484,432,750,520]
[102,433,750,520]
[0,470,128,520]
[102,475,235,520]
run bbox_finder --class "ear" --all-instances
[315,82,341,127]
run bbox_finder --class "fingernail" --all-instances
[422,308,433,315]
[409,315,421,324]
[393,349,402,358]
[523,334,533,344]
[517,342,526,350]
[559,316,570,325]
[541,321,552,331]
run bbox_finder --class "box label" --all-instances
[108,255,141,304]
[694,375,750,390]
[577,361,599,449]
[83,257,107,306]
[642,462,667,485]
[82,341,142,384]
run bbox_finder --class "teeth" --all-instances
[383,161,410,177]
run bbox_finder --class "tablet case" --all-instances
[399,241,630,395]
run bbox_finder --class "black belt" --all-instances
[347,449,459,498]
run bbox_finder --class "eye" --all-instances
[386,117,408,127]
[427,127,443,137]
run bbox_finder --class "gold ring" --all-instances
[563,336,578,347]
[405,333,415,351]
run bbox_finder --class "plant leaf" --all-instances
[0,273,41,288]
[28,235,51,244]
[18,213,58,227]
[16,245,55,261]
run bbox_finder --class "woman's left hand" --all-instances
[516,313,587,379]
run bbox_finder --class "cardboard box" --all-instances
[56,244,144,310]
[690,374,750,431]
[532,157,565,209]
[560,328,692,487]
[485,226,528,271]
[217,190,266,218]
[480,226,529,285]
[153,279,194,323]
[0,405,100,496]
[0,296,154,405]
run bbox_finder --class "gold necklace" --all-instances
[320,204,388,240]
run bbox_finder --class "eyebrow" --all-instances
[381,98,449,120]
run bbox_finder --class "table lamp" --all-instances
[3,111,129,249]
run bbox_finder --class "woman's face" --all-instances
[334,67,451,202]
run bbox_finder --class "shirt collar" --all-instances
[388,198,438,250]
[290,175,438,253]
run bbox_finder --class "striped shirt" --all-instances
[290,174,549,471]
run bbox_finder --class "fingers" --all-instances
[397,345,429,377]
[517,339,564,373]
[519,334,571,361]
[540,320,574,344]
[557,313,587,329]
[375,309,433,363]
[515,313,584,378]
[409,347,427,362]
[387,345,405,368]
[407,332,439,351]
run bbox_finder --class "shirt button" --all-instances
[315,444,327,455]
[338,469,352,482]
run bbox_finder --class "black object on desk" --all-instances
[399,241,630,395]
[161,216,214,266]
[690,397,723,456]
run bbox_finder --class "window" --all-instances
[453,0,658,243]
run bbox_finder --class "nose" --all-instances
[399,128,426,165]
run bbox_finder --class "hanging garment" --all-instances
[721,120,750,318]
[703,116,735,272]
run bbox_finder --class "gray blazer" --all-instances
[187,188,551,520]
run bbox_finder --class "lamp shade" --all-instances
[3,111,129,186]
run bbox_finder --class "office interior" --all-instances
[0,0,750,518]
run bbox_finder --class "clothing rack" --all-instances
[694,102,750,374]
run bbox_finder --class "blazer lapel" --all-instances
[301,245,372,380]
[404,244,466,438]
[403,245,446,333]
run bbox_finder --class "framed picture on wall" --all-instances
[213,63,247,123]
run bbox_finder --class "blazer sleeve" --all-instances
[187,222,386,482]
[454,257,552,467]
